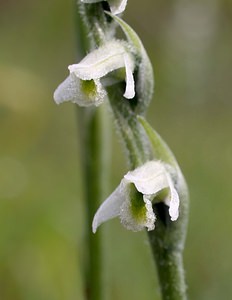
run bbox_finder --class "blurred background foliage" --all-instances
[0,0,232,299]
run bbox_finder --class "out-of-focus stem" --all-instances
[79,106,110,300]
[75,3,111,300]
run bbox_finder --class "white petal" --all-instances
[80,0,127,15]
[123,53,135,99]
[53,75,106,107]
[165,174,180,221]
[124,161,169,195]
[109,0,127,14]
[68,41,128,81]
[92,185,125,233]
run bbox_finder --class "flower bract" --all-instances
[92,160,180,233]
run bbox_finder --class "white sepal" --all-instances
[92,185,125,233]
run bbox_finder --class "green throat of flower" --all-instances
[129,183,147,222]
[80,79,98,98]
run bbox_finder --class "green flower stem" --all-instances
[107,86,152,169]
[148,186,189,300]
[78,2,116,48]
[76,3,111,300]
[148,234,187,300]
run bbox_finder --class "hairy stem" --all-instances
[148,191,189,300]
[107,86,152,169]
[149,238,187,300]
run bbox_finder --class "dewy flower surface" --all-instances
[92,161,180,233]
[54,40,135,106]
[80,0,127,15]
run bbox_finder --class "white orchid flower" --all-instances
[92,161,180,233]
[80,0,127,15]
[68,40,135,99]
[54,40,135,106]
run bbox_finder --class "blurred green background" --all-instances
[0,0,232,299]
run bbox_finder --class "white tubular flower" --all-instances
[80,0,127,15]
[92,161,180,233]
[54,40,135,106]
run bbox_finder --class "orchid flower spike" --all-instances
[80,0,127,15]
[92,160,180,233]
[54,40,135,106]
